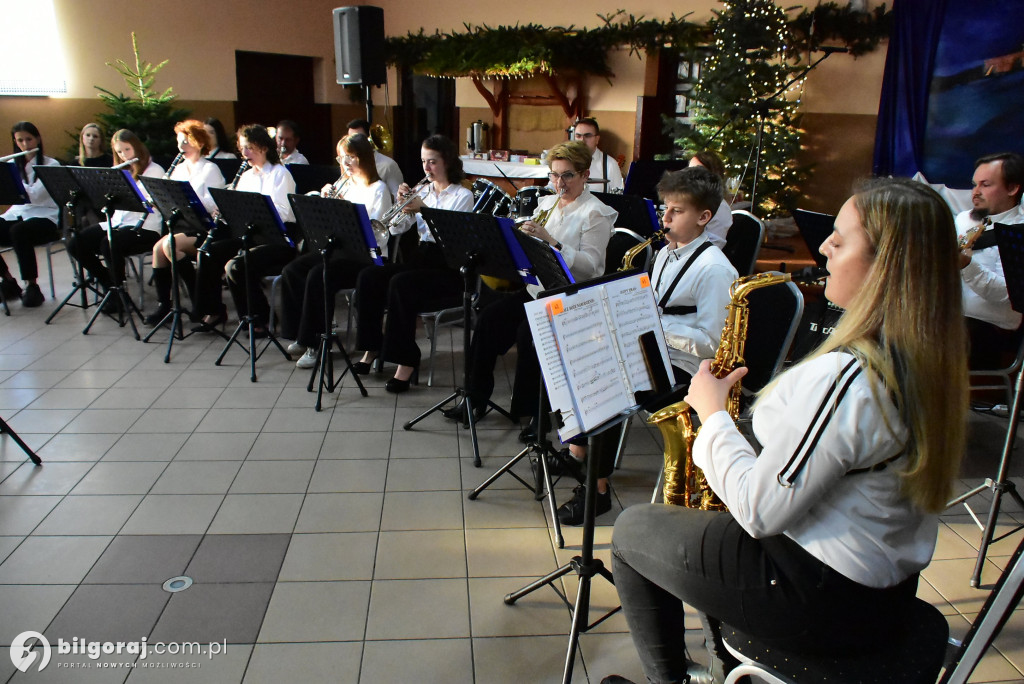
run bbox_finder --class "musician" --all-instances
[956,152,1024,368]
[280,134,392,368]
[66,129,164,300]
[573,118,623,193]
[607,179,967,683]
[0,122,62,307]
[275,120,308,165]
[76,123,113,167]
[351,134,473,393]
[688,150,733,248]
[551,166,737,526]
[452,141,615,420]
[142,120,226,326]
[192,124,295,332]
[346,118,403,199]
[203,118,237,160]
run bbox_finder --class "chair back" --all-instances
[605,227,651,275]
[724,210,764,276]
[740,275,804,395]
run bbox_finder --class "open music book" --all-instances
[525,271,672,441]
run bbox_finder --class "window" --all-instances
[0,0,67,96]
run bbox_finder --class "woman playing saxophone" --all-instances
[607,179,968,683]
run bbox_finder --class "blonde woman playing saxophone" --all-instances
[606,179,968,684]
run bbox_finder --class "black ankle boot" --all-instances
[145,267,172,326]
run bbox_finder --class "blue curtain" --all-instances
[872,0,949,177]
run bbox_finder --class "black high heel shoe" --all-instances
[143,303,171,327]
[384,365,419,394]
[351,356,377,375]
[191,307,227,333]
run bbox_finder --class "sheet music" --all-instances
[547,290,631,433]
[602,274,672,393]
[524,299,580,439]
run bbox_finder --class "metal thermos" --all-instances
[467,120,489,154]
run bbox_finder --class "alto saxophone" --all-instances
[619,228,666,271]
[648,271,792,510]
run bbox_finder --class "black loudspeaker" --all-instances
[333,6,386,86]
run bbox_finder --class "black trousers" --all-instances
[193,238,239,318]
[0,216,60,281]
[353,241,462,367]
[225,244,297,324]
[611,507,918,682]
[464,289,532,405]
[279,251,367,347]
[66,225,159,287]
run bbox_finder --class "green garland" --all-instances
[383,4,891,78]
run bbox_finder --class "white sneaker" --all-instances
[296,348,319,369]
[286,341,305,355]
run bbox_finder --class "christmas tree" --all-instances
[672,0,808,217]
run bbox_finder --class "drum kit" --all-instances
[471,179,554,220]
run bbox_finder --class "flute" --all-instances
[0,148,37,163]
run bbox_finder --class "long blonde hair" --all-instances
[77,123,105,165]
[768,178,967,512]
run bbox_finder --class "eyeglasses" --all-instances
[548,171,579,183]
[574,133,596,140]
[336,155,357,164]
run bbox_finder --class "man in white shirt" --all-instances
[573,117,624,193]
[346,118,404,199]
[275,120,308,165]
[957,152,1024,367]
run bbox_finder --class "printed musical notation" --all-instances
[525,272,670,440]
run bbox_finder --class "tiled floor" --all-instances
[0,252,1022,683]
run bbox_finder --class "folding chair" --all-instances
[723,210,765,276]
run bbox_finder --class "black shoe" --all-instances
[143,303,171,326]
[441,400,486,422]
[20,283,44,307]
[384,366,419,394]
[351,361,373,375]
[191,312,227,333]
[547,449,585,483]
[557,485,612,526]
[518,422,537,444]
[1,278,22,300]
[601,677,637,684]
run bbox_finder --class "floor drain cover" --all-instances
[162,576,193,593]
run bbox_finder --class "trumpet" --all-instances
[958,218,991,249]
[516,189,562,230]
[163,151,185,179]
[113,157,139,170]
[325,175,351,199]
[378,175,432,229]
[0,148,38,163]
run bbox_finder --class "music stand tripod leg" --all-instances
[144,220,195,362]
[82,214,142,339]
[971,363,1024,587]
[0,416,41,465]
[503,418,625,684]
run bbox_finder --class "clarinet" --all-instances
[199,161,250,255]
[163,151,185,179]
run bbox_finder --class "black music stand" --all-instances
[623,160,688,201]
[37,166,104,322]
[208,187,293,382]
[286,164,341,196]
[949,222,1024,587]
[138,177,215,361]
[593,191,661,238]
[468,231,575,547]
[209,158,243,185]
[791,208,833,269]
[505,414,630,684]
[70,166,149,339]
[288,194,373,410]
[0,162,29,315]
[402,209,522,466]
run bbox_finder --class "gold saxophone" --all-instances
[648,271,792,510]
[619,228,666,271]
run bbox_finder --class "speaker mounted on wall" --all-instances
[333,6,386,86]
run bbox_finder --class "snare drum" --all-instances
[514,186,555,219]
[471,179,514,217]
